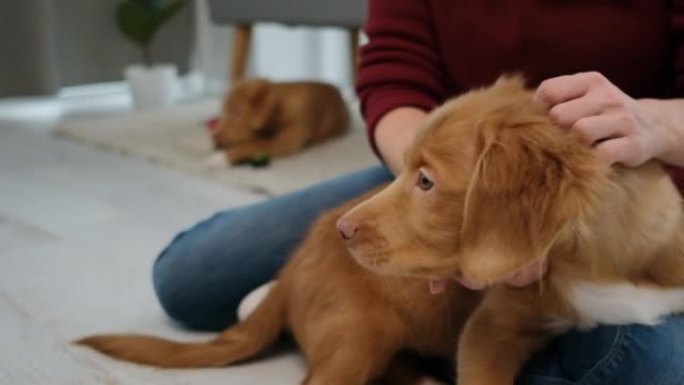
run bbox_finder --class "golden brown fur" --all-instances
[76,186,480,384]
[77,77,684,385]
[212,78,349,164]
[339,76,684,385]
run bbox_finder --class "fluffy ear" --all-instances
[245,79,278,133]
[492,74,527,95]
[459,126,573,285]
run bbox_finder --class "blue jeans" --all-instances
[153,165,684,385]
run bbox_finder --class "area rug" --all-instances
[55,99,379,196]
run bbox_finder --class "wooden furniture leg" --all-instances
[349,28,359,85]
[230,24,252,83]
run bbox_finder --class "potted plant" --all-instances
[117,0,189,109]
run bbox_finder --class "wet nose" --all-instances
[336,217,358,241]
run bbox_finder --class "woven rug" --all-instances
[55,99,379,196]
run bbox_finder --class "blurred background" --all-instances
[1,0,357,98]
[0,1,376,383]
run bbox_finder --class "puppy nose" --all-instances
[336,217,358,241]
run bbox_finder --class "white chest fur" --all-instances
[568,281,684,329]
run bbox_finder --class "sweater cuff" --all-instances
[362,87,440,159]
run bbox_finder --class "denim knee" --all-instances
[602,317,684,385]
[153,253,241,331]
[152,233,239,330]
[151,166,393,331]
[151,211,258,331]
[521,316,684,385]
[151,203,299,331]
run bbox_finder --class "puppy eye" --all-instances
[417,172,434,191]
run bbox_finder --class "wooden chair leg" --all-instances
[230,24,252,84]
[349,28,359,85]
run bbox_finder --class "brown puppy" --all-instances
[76,77,684,384]
[338,76,684,385]
[212,78,349,164]
[76,185,480,384]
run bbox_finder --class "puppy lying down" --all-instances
[77,77,684,385]
[210,78,349,165]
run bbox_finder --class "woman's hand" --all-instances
[533,71,679,167]
[429,259,549,294]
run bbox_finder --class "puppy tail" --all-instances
[75,282,286,368]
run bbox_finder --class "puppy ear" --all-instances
[459,125,575,285]
[245,79,278,133]
[492,74,527,95]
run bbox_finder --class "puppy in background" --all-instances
[210,78,349,165]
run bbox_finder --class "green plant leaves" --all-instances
[116,0,188,51]
[117,1,155,48]
[156,0,189,28]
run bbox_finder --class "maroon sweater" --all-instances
[356,0,684,189]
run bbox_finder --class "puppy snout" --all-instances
[336,217,358,241]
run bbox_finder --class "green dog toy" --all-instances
[248,153,270,167]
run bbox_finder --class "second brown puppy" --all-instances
[212,78,349,165]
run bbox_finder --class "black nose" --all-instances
[336,217,358,241]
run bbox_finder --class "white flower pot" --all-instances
[124,64,179,110]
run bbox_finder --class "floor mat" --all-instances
[55,99,379,196]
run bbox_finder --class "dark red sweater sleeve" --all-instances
[356,0,447,156]
[675,0,684,95]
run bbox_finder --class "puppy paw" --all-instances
[205,151,228,168]
[227,150,254,165]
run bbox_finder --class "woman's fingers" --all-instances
[594,136,646,167]
[571,114,627,146]
[548,93,606,128]
[534,72,610,108]
[535,75,588,107]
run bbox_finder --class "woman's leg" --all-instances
[152,165,393,331]
[519,315,684,385]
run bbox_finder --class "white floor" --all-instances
[0,94,306,384]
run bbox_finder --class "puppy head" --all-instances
[212,79,278,148]
[339,76,607,284]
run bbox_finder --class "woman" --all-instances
[154,1,684,383]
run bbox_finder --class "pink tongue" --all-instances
[428,279,447,295]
